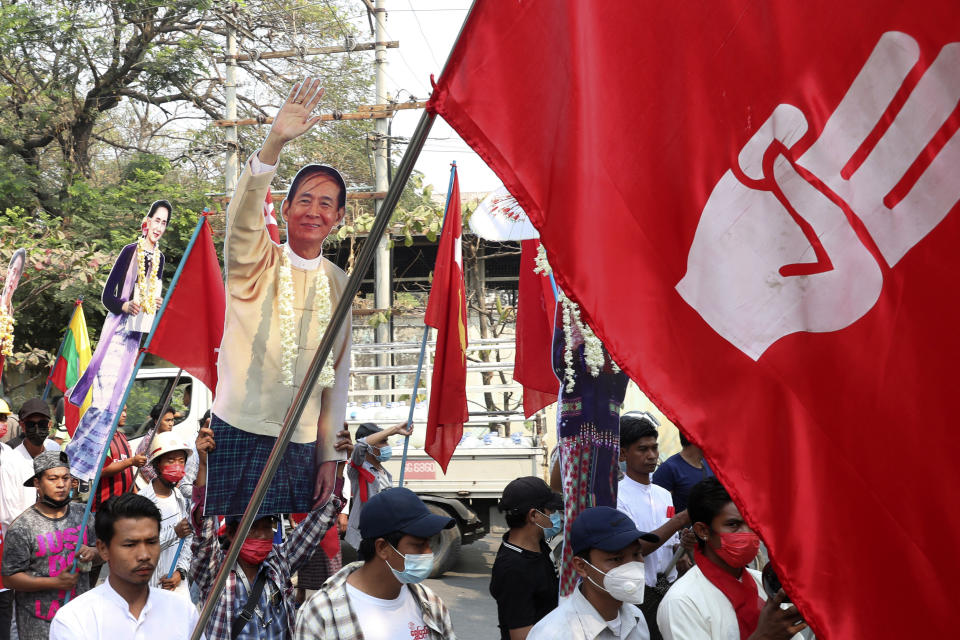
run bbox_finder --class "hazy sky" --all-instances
[346,0,500,194]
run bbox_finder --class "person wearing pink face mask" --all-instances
[138,432,193,598]
[190,425,343,640]
[657,478,807,640]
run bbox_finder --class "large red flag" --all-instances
[423,166,469,472]
[514,239,557,417]
[428,2,960,637]
[146,217,225,392]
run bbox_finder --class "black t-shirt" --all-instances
[489,531,559,639]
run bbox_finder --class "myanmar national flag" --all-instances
[49,301,92,435]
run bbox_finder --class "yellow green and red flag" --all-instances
[49,300,92,434]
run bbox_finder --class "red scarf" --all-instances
[695,547,763,638]
[349,461,376,502]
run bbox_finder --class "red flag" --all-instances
[514,240,557,417]
[429,2,960,638]
[264,189,280,243]
[423,166,469,472]
[146,218,225,392]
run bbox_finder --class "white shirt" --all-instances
[144,488,191,597]
[617,475,679,587]
[49,579,204,640]
[345,582,427,640]
[657,565,804,640]
[0,443,39,535]
[529,585,649,640]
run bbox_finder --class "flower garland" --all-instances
[0,306,14,357]
[536,244,619,392]
[277,252,336,388]
[136,237,160,315]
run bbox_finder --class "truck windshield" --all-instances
[122,377,192,439]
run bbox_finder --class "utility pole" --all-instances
[224,8,239,196]
[373,0,391,400]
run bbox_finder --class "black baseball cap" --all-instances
[499,476,563,514]
[18,397,51,422]
[571,506,659,554]
[359,487,454,540]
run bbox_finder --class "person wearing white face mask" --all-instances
[529,506,660,640]
[343,422,413,550]
[490,476,565,639]
[295,487,457,640]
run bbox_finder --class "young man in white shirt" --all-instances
[137,431,193,597]
[295,487,457,639]
[615,413,691,640]
[657,478,807,640]
[529,506,659,639]
[49,493,202,639]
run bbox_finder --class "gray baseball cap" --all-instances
[23,450,70,487]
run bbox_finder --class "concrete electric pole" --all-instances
[373,0,392,398]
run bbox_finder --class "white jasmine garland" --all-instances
[136,237,160,315]
[541,243,620,391]
[278,253,336,388]
[0,306,14,357]
[557,290,619,393]
[533,243,552,276]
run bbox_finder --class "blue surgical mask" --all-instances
[535,510,563,540]
[388,544,434,584]
[377,445,393,462]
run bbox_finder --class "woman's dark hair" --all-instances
[688,477,733,548]
[95,493,162,546]
[358,530,405,562]
[147,199,173,221]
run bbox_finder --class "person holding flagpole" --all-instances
[66,201,171,481]
[204,77,352,517]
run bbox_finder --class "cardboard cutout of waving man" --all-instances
[205,78,351,516]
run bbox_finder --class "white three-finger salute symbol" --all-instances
[677,32,960,360]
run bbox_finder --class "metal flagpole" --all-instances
[167,538,187,579]
[190,106,439,640]
[42,298,83,401]
[398,325,429,487]
[398,161,458,487]
[64,216,208,600]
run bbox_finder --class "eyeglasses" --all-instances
[23,419,49,431]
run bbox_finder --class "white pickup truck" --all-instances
[380,443,546,576]
[123,367,210,452]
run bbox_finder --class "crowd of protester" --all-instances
[0,397,807,639]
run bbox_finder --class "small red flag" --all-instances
[146,218,225,392]
[264,189,280,244]
[514,239,557,417]
[423,166,469,473]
